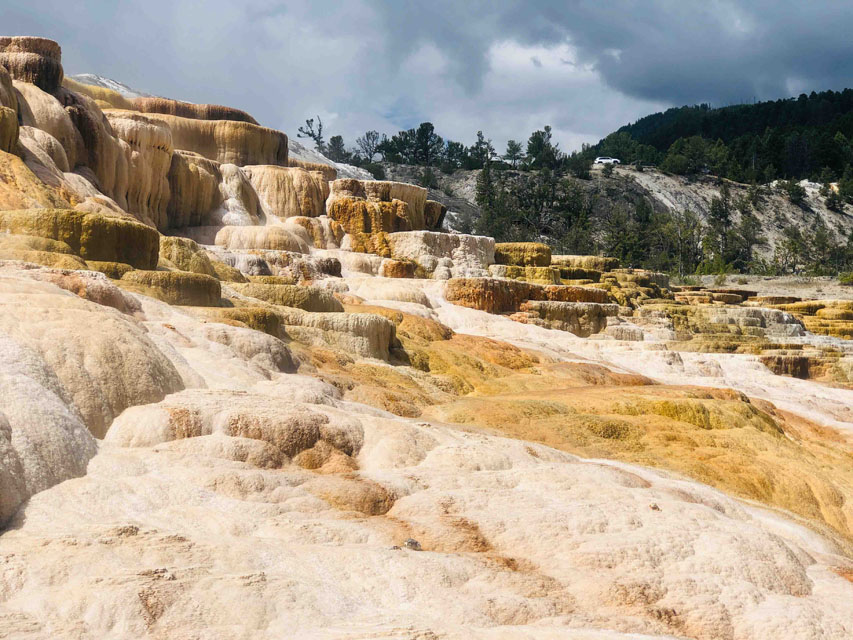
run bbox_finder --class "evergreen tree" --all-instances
[325,135,349,162]
[504,140,524,168]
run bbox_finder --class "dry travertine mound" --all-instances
[0,208,160,268]
[120,270,222,307]
[446,277,610,314]
[228,281,344,312]
[61,76,133,109]
[494,242,552,267]
[387,230,495,279]
[129,96,260,124]
[214,224,309,253]
[489,263,562,284]
[145,112,289,167]
[551,255,621,272]
[0,36,63,93]
[0,261,852,637]
[243,164,329,219]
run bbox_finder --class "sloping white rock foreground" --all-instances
[0,264,852,639]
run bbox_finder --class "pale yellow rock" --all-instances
[166,150,222,229]
[61,76,133,110]
[0,36,63,93]
[103,110,173,227]
[0,267,184,438]
[145,112,288,166]
[243,165,329,220]
[158,235,217,277]
[14,80,85,169]
[0,208,160,269]
[214,224,309,253]
[130,96,259,124]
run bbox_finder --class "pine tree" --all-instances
[504,140,524,168]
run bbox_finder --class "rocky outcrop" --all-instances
[386,231,495,279]
[0,267,184,439]
[0,208,159,269]
[244,165,329,219]
[423,199,447,230]
[214,224,309,253]
[288,158,337,181]
[229,282,344,312]
[488,264,561,284]
[103,110,173,226]
[15,80,86,170]
[494,242,551,267]
[165,150,222,229]
[145,113,288,166]
[120,270,222,306]
[0,36,63,93]
[0,67,17,153]
[551,254,620,272]
[61,76,132,110]
[327,178,412,236]
[445,277,609,314]
[129,96,259,124]
[512,300,619,336]
[158,235,217,277]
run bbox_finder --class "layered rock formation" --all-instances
[1,34,853,640]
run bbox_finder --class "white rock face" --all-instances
[388,230,495,279]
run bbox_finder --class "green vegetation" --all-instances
[598,89,853,182]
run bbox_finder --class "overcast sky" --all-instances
[5,1,853,154]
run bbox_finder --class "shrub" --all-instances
[420,167,439,189]
[602,163,614,178]
[779,179,806,205]
[840,272,853,286]
[714,273,728,286]
[366,163,386,180]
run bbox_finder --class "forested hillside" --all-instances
[595,89,853,183]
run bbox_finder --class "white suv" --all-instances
[594,157,621,164]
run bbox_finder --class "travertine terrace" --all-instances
[0,36,852,639]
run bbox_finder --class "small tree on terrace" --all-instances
[297,116,326,154]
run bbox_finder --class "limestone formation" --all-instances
[158,235,218,277]
[15,80,86,169]
[3,34,853,640]
[165,150,222,229]
[61,76,132,110]
[0,208,160,269]
[513,300,619,336]
[214,224,309,253]
[0,150,72,210]
[121,270,222,306]
[386,230,495,279]
[445,277,610,314]
[423,199,447,230]
[0,36,63,93]
[488,264,561,284]
[229,282,344,312]
[551,254,620,271]
[244,165,329,219]
[103,110,173,226]
[493,242,552,267]
[129,96,259,124]
[288,157,337,181]
[0,267,184,438]
[145,113,288,166]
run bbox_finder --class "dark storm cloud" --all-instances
[4,1,853,152]
[371,0,853,104]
